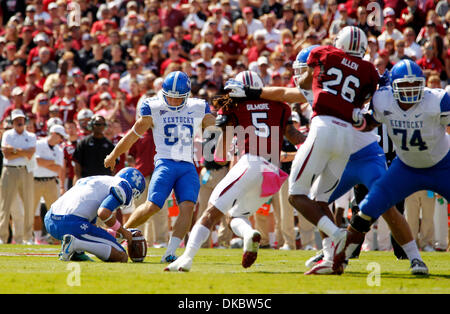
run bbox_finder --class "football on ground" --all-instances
[128,229,147,262]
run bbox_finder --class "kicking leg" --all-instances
[165,205,224,272]
[162,200,195,263]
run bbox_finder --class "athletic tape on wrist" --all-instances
[353,117,367,131]
[111,219,121,232]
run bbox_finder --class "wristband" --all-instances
[110,219,121,232]
[353,117,367,131]
[245,87,262,100]
[107,228,117,238]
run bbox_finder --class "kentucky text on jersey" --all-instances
[389,119,424,129]
[162,116,195,124]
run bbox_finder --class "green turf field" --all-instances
[0,244,449,294]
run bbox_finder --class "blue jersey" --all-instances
[139,91,211,163]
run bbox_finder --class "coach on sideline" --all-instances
[32,124,66,244]
[0,109,36,244]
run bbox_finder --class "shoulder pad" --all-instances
[111,181,133,206]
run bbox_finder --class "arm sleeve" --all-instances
[99,183,132,211]
[204,101,211,114]
[138,99,152,117]
[369,95,383,124]
[440,92,450,126]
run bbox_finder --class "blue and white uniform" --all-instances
[138,91,210,208]
[44,176,133,253]
[359,87,450,219]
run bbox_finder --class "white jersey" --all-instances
[372,86,450,168]
[139,91,210,163]
[50,176,133,222]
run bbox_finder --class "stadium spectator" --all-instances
[417,40,444,78]
[72,114,115,182]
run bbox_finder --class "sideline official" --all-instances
[0,109,36,244]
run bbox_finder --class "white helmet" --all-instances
[334,26,368,59]
[234,70,264,89]
[46,117,63,130]
[77,108,94,121]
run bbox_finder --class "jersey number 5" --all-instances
[392,128,428,151]
[322,67,360,102]
[251,112,270,138]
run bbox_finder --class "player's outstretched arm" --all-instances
[260,87,307,104]
[104,116,153,171]
[224,79,307,103]
[284,123,307,146]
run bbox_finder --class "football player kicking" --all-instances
[44,167,145,262]
[105,71,216,263]
[226,26,380,274]
[165,71,306,272]
[334,60,450,273]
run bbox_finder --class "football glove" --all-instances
[352,108,365,128]
[224,79,263,100]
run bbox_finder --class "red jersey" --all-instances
[62,140,78,180]
[307,46,379,124]
[128,129,156,177]
[218,99,291,159]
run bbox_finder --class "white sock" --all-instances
[34,230,42,241]
[165,236,182,256]
[317,216,340,239]
[72,238,111,261]
[401,240,422,262]
[229,217,254,239]
[184,224,210,259]
[322,237,333,262]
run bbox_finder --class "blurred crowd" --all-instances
[0,0,449,251]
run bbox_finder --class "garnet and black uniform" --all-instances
[309,45,379,123]
[289,45,380,203]
[209,99,291,218]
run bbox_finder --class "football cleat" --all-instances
[161,254,178,263]
[333,228,365,272]
[410,258,429,275]
[164,256,192,272]
[305,250,324,268]
[71,251,94,262]
[242,230,261,268]
[59,234,76,261]
[304,260,343,275]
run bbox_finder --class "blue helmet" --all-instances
[292,45,319,89]
[161,71,191,111]
[115,167,145,199]
[390,59,425,104]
